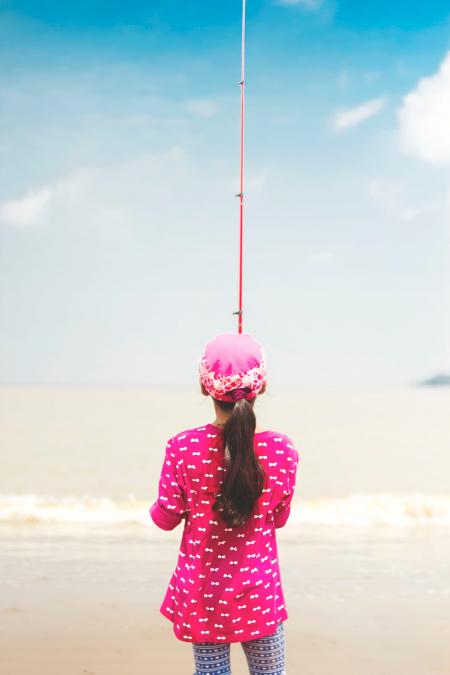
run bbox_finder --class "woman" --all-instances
[150,331,300,674]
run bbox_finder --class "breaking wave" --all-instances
[1,493,450,527]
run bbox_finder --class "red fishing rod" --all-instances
[233,0,246,334]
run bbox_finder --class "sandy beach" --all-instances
[1,522,449,675]
[4,606,448,675]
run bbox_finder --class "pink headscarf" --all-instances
[199,332,268,402]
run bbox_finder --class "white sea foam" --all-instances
[1,493,450,527]
[290,493,450,526]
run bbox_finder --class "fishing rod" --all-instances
[233,0,246,334]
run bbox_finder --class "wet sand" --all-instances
[3,602,450,675]
[1,525,449,675]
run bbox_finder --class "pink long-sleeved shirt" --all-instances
[149,423,300,643]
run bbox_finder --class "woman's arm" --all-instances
[273,447,300,529]
[149,437,189,531]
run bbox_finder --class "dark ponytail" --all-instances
[212,390,267,528]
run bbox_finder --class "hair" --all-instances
[211,389,267,528]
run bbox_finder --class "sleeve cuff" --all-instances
[274,505,291,529]
[149,500,183,531]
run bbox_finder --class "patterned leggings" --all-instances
[192,622,285,675]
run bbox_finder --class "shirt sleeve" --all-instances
[273,446,300,529]
[149,437,189,531]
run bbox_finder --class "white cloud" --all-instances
[397,51,450,165]
[185,98,219,118]
[0,186,52,228]
[277,0,324,8]
[331,97,386,133]
[0,165,104,229]
[0,147,232,237]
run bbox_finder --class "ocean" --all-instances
[1,385,449,526]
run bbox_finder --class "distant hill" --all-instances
[419,373,450,387]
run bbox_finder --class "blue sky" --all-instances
[1,0,450,388]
